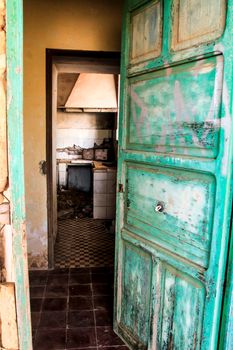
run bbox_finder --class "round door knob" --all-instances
[155,202,164,213]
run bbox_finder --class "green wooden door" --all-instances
[114,1,233,349]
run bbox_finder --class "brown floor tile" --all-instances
[47,275,69,286]
[31,312,41,329]
[29,270,48,278]
[68,348,97,350]
[43,298,67,311]
[45,285,68,298]
[32,327,36,337]
[100,347,129,350]
[69,274,91,285]
[69,296,93,311]
[91,273,110,284]
[95,310,113,326]
[92,284,112,296]
[67,327,96,348]
[39,311,66,329]
[29,275,47,286]
[48,268,69,275]
[70,268,91,274]
[91,267,112,274]
[69,284,92,296]
[93,296,113,310]
[97,327,125,347]
[30,298,43,312]
[34,329,66,350]
[68,310,95,327]
[30,286,45,298]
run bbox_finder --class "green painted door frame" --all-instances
[220,213,233,349]
[6,0,32,349]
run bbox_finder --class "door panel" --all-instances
[128,56,223,157]
[159,264,205,350]
[172,0,226,51]
[125,163,215,267]
[115,0,233,349]
[118,242,153,348]
[130,1,162,64]
[117,234,206,350]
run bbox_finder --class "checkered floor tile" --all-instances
[54,218,115,268]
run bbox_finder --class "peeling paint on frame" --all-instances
[6,0,32,348]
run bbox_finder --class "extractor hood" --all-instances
[62,73,118,112]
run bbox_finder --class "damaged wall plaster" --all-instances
[0,0,9,282]
[23,0,123,269]
[57,112,113,151]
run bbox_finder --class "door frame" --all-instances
[46,49,121,268]
[6,0,32,348]
[219,207,233,348]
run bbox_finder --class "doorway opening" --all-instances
[46,50,120,269]
[29,50,125,348]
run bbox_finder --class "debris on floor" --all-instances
[57,188,93,220]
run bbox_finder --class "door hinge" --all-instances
[39,160,47,175]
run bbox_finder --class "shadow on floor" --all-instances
[30,267,128,350]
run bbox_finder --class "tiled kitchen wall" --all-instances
[93,169,116,219]
[58,163,68,187]
[56,112,114,150]
[57,129,112,149]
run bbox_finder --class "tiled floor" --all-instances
[55,219,115,268]
[30,267,128,350]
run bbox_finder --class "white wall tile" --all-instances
[57,128,111,149]
[94,194,107,206]
[94,206,107,219]
[94,180,107,194]
[59,171,67,186]
[59,163,67,172]
[94,172,107,181]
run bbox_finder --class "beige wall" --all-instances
[24,0,123,269]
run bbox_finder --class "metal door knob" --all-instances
[155,202,164,213]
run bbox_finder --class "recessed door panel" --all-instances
[130,1,162,64]
[118,242,153,348]
[125,163,215,267]
[159,265,205,349]
[117,240,205,350]
[172,0,226,51]
[128,56,223,158]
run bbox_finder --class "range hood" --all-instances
[63,73,118,112]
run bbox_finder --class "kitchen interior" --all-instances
[30,59,128,349]
[55,67,119,268]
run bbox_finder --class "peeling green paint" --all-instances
[114,0,233,349]
[6,0,32,348]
